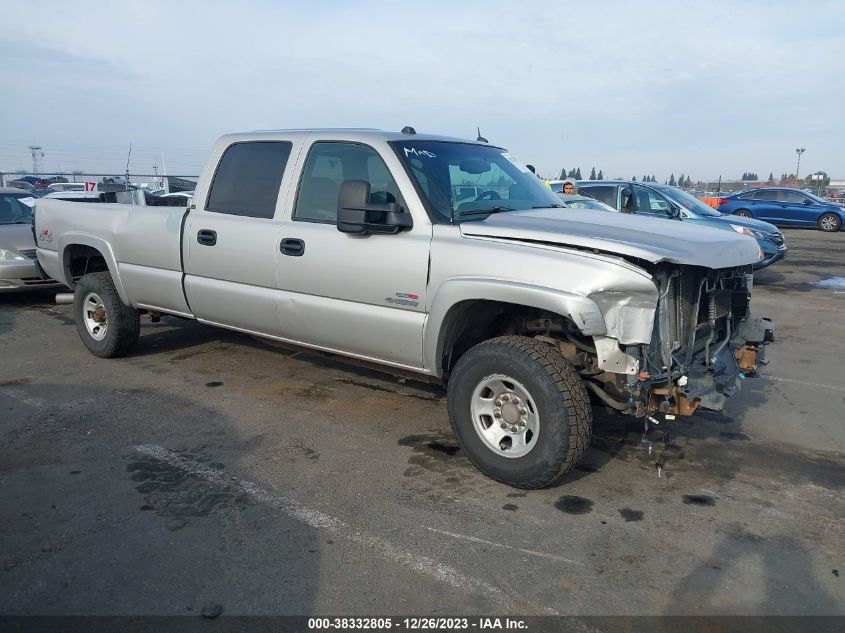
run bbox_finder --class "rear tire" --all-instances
[818,212,841,232]
[446,336,592,489]
[735,209,753,218]
[74,271,140,358]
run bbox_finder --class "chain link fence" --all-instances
[0,172,199,206]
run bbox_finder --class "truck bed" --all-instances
[35,199,191,315]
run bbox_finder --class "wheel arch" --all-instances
[59,233,129,304]
[423,279,607,379]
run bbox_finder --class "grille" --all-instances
[18,248,37,259]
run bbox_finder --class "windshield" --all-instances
[0,193,33,225]
[656,186,722,217]
[390,141,562,222]
[803,191,829,204]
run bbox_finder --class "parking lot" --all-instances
[1,228,843,616]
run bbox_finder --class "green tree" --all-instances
[767,172,774,184]
[567,168,576,178]
[589,167,596,180]
[803,171,830,191]
[669,173,676,186]
[651,174,656,183]
[575,168,582,179]
[686,176,692,188]
[597,169,603,179]
[632,176,637,181]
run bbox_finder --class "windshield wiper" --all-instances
[532,204,564,208]
[460,206,516,217]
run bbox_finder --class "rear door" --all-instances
[578,184,619,210]
[274,139,431,369]
[184,140,298,334]
[747,189,782,222]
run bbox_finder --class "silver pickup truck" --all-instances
[35,129,773,488]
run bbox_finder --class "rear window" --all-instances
[206,141,292,218]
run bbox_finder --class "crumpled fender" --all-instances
[423,278,607,377]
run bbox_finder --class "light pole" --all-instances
[795,147,805,185]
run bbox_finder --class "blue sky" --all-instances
[1,0,843,180]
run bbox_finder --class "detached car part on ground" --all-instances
[0,188,63,292]
[35,129,774,489]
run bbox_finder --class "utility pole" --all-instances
[125,144,132,191]
[29,145,44,175]
[795,147,805,185]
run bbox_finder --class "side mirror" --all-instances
[336,180,412,235]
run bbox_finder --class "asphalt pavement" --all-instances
[1,228,843,617]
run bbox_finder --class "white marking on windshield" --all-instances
[403,147,436,158]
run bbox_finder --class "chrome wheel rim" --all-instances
[470,374,540,459]
[82,292,108,341]
[821,216,837,231]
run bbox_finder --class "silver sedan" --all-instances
[0,187,64,292]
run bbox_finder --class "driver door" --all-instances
[631,184,674,220]
[274,139,431,370]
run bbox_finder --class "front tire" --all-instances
[447,336,592,489]
[735,209,753,218]
[818,212,841,232]
[74,271,140,358]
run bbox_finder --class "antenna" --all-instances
[125,144,132,190]
[476,127,488,143]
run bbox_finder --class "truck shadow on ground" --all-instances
[668,532,842,615]
[0,381,321,615]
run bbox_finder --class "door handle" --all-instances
[280,238,305,257]
[197,229,217,246]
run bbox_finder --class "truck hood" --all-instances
[460,207,762,268]
[0,224,36,253]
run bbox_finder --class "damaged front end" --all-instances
[523,263,774,422]
[633,265,774,418]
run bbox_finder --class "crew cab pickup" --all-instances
[35,129,774,489]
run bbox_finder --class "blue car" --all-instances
[717,187,845,232]
[577,180,787,269]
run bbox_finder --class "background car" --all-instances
[555,193,617,212]
[0,187,64,292]
[577,180,787,269]
[717,187,845,232]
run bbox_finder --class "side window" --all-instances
[780,190,806,204]
[294,142,401,222]
[633,185,671,216]
[752,190,777,201]
[206,141,292,218]
[579,185,615,207]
